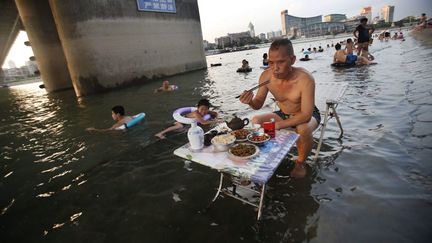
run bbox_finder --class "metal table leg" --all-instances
[257,184,266,220]
[211,173,224,202]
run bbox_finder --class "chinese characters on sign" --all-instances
[137,0,176,13]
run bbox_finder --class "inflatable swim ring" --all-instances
[115,113,146,130]
[210,63,222,67]
[237,68,252,73]
[173,107,211,124]
[260,66,269,69]
[170,85,179,90]
[299,58,311,61]
[331,62,355,68]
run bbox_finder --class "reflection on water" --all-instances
[1,33,432,242]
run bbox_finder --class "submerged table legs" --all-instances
[209,172,267,220]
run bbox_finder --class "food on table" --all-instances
[250,134,269,142]
[212,134,236,145]
[231,129,250,140]
[229,144,257,157]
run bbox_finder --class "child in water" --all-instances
[86,105,132,131]
[155,99,218,139]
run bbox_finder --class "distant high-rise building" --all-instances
[381,5,395,23]
[8,60,16,69]
[280,9,322,37]
[258,33,266,41]
[248,22,255,38]
[324,14,347,22]
[360,6,372,23]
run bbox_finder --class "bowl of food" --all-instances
[230,128,251,142]
[247,132,271,146]
[211,134,236,151]
[228,143,259,161]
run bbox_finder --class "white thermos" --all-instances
[188,121,204,150]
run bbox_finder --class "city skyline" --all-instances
[2,0,431,68]
[198,0,431,41]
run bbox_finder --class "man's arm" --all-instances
[275,74,315,129]
[239,71,269,109]
[353,27,359,38]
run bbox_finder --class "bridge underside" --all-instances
[0,0,206,96]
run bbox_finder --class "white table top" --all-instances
[173,129,299,184]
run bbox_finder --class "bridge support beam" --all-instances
[15,0,71,92]
[49,0,206,96]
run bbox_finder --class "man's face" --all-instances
[112,111,119,121]
[163,81,169,88]
[197,105,209,116]
[268,47,296,79]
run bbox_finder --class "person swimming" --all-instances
[86,105,133,131]
[333,43,371,65]
[154,80,176,93]
[262,53,269,66]
[154,99,218,139]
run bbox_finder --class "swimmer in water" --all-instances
[345,38,354,54]
[333,43,371,65]
[154,80,175,93]
[86,105,132,131]
[154,99,218,139]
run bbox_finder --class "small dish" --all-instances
[230,128,251,142]
[247,132,271,146]
[228,143,259,161]
[211,134,236,152]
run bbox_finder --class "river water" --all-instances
[1,33,431,243]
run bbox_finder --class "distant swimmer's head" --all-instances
[347,38,353,43]
[263,53,268,59]
[305,55,309,59]
[112,105,125,121]
[197,98,211,116]
[335,43,342,50]
[307,48,311,51]
[421,13,426,17]
[162,80,170,88]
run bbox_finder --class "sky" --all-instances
[198,0,432,41]
[3,0,431,68]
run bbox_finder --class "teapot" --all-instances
[226,115,249,130]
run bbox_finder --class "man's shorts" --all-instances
[346,54,358,64]
[273,106,321,125]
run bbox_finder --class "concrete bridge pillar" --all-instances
[49,0,206,96]
[15,0,71,92]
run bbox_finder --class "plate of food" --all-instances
[228,143,259,161]
[231,128,251,142]
[247,132,271,146]
[211,134,236,152]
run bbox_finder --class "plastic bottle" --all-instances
[188,121,204,150]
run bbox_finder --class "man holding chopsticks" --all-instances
[239,39,320,179]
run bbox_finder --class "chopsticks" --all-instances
[235,80,270,98]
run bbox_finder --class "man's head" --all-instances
[112,105,125,121]
[305,55,309,59]
[335,43,342,50]
[360,17,368,25]
[347,38,352,43]
[197,98,211,115]
[268,39,296,79]
[422,13,426,17]
[263,53,268,58]
[162,80,170,88]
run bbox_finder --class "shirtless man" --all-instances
[333,43,371,65]
[415,13,427,30]
[154,80,175,93]
[239,39,320,179]
[345,38,354,54]
[86,105,132,131]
